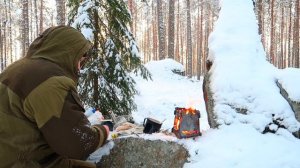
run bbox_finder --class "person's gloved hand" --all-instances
[103,125,110,136]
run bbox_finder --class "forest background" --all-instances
[0,0,299,75]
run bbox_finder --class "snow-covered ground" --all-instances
[88,0,300,167]
[89,57,300,167]
[130,59,300,168]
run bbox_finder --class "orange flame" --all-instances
[184,108,196,115]
[173,116,181,130]
[182,130,199,135]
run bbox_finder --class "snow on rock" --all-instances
[207,0,300,133]
[277,68,300,102]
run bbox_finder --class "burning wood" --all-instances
[172,107,201,139]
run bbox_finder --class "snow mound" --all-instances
[144,58,184,78]
[208,0,300,132]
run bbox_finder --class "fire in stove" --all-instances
[172,107,201,139]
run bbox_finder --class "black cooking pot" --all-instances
[143,118,162,134]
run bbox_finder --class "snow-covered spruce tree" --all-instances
[68,0,151,116]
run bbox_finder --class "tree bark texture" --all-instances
[22,0,29,57]
[168,0,175,59]
[157,0,166,60]
[186,0,192,77]
[56,0,66,25]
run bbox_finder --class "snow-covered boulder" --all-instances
[143,58,185,78]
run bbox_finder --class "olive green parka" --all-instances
[0,26,108,168]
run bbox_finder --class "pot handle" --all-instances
[143,118,148,127]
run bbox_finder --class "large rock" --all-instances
[97,137,189,168]
[277,81,300,137]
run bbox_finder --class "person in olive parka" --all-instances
[0,26,109,168]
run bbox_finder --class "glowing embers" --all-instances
[172,107,201,139]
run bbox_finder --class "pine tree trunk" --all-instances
[186,0,192,77]
[157,0,166,60]
[180,21,184,64]
[175,0,180,62]
[29,0,33,43]
[152,2,158,61]
[40,0,44,33]
[128,0,134,32]
[199,1,205,74]
[4,0,7,68]
[284,5,288,68]
[34,0,38,37]
[288,3,293,67]
[56,0,66,25]
[22,0,29,57]
[93,8,100,108]
[294,0,300,68]
[269,0,275,64]
[257,0,263,35]
[197,1,202,80]
[168,0,175,59]
[204,5,210,73]
[8,0,13,63]
[0,16,3,71]
[280,5,285,69]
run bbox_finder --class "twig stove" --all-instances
[172,107,201,139]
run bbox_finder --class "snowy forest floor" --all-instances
[87,59,300,168]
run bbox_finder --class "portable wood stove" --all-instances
[172,107,201,139]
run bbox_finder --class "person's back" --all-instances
[0,26,108,168]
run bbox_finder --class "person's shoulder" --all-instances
[27,58,76,91]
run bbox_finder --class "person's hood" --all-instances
[25,26,92,82]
